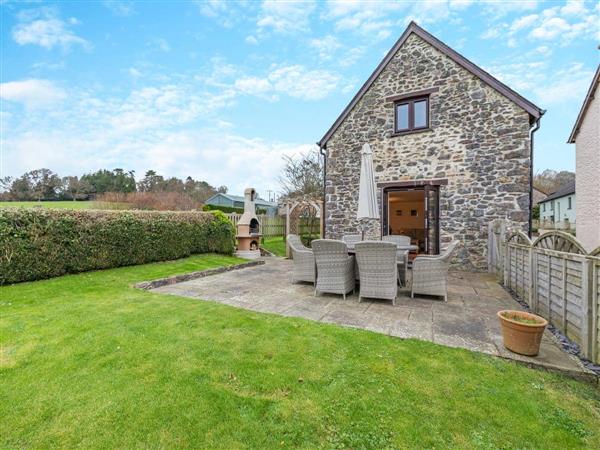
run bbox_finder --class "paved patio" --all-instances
[152,257,594,381]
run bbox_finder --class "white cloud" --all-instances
[483,0,538,18]
[483,1,599,45]
[561,0,587,16]
[309,35,342,60]
[268,65,340,100]
[324,0,406,40]
[196,0,249,28]
[128,68,142,78]
[529,16,572,40]
[510,14,539,33]
[12,8,90,50]
[152,38,171,52]
[102,1,136,17]
[245,35,258,45]
[233,65,341,101]
[449,0,474,10]
[257,0,316,33]
[485,60,595,107]
[532,63,595,105]
[339,46,366,67]
[234,76,274,97]
[0,79,66,108]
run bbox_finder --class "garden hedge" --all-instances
[202,204,268,215]
[0,208,236,285]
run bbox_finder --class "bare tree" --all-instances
[533,169,575,194]
[278,149,323,200]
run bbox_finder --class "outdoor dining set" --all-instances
[287,234,459,304]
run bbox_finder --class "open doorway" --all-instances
[382,186,440,254]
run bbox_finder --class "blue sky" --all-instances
[1,0,599,195]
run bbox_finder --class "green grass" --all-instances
[0,200,97,209]
[261,236,287,257]
[1,255,599,449]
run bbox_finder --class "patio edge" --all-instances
[134,260,265,290]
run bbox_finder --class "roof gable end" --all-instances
[568,64,600,143]
[318,21,543,147]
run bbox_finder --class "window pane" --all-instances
[396,103,409,131]
[414,100,427,128]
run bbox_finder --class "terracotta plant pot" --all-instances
[497,310,548,356]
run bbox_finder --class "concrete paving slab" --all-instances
[151,257,595,381]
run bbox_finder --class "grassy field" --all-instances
[261,236,287,257]
[0,200,97,209]
[1,255,599,448]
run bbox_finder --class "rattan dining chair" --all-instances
[355,241,398,305]
[382,235,410,286]
[312,239,355,300]
[342,234,362,251]
[411,240,460,301]
[287,234,315,284]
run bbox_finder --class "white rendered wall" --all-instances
[575,92,600,252]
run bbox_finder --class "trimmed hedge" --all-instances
[0,208,236,285]
[202,204,244,214]
[202,204,268,215]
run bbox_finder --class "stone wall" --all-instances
[324,33,532,270]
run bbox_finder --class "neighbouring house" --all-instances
[568,64,599,252]
[532,187,547,206]
[538,182,576,231]
[205,193,278,216]
[318,22,543,270]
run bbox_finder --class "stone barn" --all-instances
[318,22,544,270]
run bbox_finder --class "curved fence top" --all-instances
[506,231,532,246]
[532,231,588,255]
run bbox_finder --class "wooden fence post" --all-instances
[592,260,599,363]
[527,246,533,308]
[580,258,594,359]
[561,258,567,333]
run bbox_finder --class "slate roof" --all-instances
[207,193,277,207]
[539,182,576,203]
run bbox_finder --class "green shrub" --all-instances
[0,208,236,284]
[202,204,243,214]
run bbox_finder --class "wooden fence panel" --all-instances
[225,214,286,238]
[492,229,599,362]
[506,243,531,302]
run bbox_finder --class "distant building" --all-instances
[205,193,278,216]
[568,65,599,252]
[532,187,547,206]
[539,182,576,230]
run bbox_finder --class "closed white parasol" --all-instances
[356,143,380,239]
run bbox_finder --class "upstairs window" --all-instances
[542,203,546,212]
[394,96,429,133]
[568,196,572,209]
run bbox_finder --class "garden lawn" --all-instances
[261,236,287,257]
[0,201,98,209]
[1,255,599,449]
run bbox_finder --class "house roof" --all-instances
[206,192,277,207]
[533,187,548,196]
[539,182,576,203]
[317,21,543,147]
[568,64,600,143]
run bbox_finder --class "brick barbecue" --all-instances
[235,188,262,259]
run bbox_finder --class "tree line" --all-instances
[0,168,227,203]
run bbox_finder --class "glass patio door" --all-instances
[424,185,440,254]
